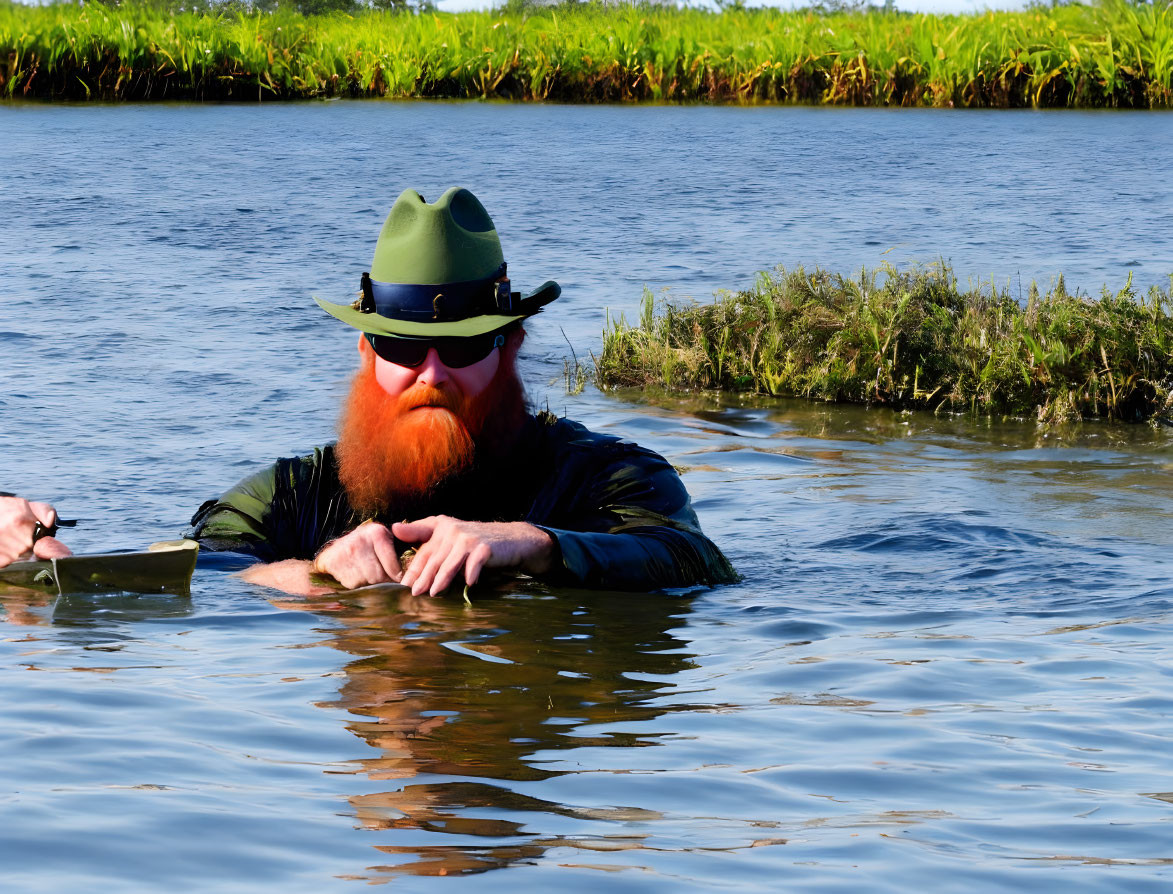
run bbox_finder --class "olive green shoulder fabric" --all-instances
[188,447,360,562]
[188,413,737,591]
[521,416,737,590]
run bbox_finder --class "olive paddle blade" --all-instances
[0,539,199,595]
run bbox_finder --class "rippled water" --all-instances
[2,103,1172,891]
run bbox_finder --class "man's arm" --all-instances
[205,433,735,595]
[530,442,738,591]
[386,430,738,594]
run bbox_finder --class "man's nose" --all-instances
[414,348,450,387]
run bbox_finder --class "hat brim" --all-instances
[315,280,560,338]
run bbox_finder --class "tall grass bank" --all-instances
[596,266,1173,425]
[2,1,1171,105]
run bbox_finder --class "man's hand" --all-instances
[392,516,554,597]
[312,521,404,590]
[0,496,72,568]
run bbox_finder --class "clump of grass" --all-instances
[563,356,589,395]
[557,326,589,395]
[1,1,1172,106]
[596,265,1173,425]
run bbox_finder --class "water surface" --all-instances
[2,103,1172,891]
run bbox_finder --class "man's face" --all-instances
[336,330,526,517]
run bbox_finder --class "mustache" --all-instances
[398,384,462,413]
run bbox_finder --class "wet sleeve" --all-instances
[535,445,737,591]
[187,463,283,561]
[186,448,349,562]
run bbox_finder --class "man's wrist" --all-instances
[520,524,557,576]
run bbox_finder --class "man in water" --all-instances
[0,494,70,568]
[189,187,734,595]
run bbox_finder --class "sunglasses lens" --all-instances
[367,335,429,367]
[367,332,505,369]
[437,333,502,368]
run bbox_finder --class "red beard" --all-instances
[336,347,526,518]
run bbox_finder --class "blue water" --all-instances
[1,102,1172,891]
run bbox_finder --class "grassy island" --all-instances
[1,0,1171,106]
[595,266,1173,425]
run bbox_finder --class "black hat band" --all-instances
[359,263,514,323]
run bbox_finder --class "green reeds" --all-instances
[1,0,1171,106]
[596,265,1173,425]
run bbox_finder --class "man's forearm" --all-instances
[538,525,737,591]
[238,559,337,597]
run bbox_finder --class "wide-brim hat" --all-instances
[315,187,560,338]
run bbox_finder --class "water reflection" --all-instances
[0,582,56,627]
[620,388,1173,452]
[0,582,193,628]
[285,582,697,878]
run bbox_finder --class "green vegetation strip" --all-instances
[2,1,1172,105]
[596,266,1173,425]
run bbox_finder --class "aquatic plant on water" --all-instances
[1,0,1172,106]
[595,265,1173,425]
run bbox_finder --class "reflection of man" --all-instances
[286,585,696,879]
[189,187,735,595]
[0,493,71,568]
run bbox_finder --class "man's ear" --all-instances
[505,325,526,356]
[357,333,377,369]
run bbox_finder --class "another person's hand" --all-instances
[312,521,404,590]
[392,516,554,597]
[0,496,72,568]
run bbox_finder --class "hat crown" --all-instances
[313,185,560,338]
[371,187,504,285]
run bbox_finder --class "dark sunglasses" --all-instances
[365,331,506,369]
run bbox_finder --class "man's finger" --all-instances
[405,550,438,595]
[392,518,437,545]
[28,502,57,529]
[465,542,493,588]
[408,541,449,596]
[400,537,435,589]
[32,537,72,560]
[336,555,382,589]
[350,547,393,588]
[369,528,403,582]
[431,547,471,596]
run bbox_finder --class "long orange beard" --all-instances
[336,353,525,517]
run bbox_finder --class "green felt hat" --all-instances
[315,187,561,338]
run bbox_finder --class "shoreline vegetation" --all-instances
[593,265,1173,425]
[1,1,1172,106]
